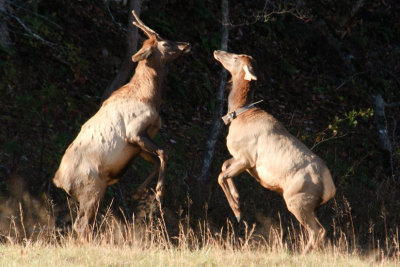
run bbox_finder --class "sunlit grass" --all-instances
[0,201,399,267]
[0,242,396,267]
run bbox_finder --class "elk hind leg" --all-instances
[73,178,106,239]
[285,193,325,253]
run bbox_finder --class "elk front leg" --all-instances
[218,158,249,222]
[222,158,240,202]
[133,151,160,200]
[128,134,167,202]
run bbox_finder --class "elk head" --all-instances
[213,50,257,81]
[131,10,191,64]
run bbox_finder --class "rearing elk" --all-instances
[213,50,336,252]
[53,11,190,234]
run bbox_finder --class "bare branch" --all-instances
[106,2,128,32]
[311,134,348,151]
[339,0,364,39]
[6,0,62,30]
[102,0,144,101]
[9,12,55,47]
[335,71,369,91]
[228,0,311,28]
[315,19,356,73]
[386,102,400,108]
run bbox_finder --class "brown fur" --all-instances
[214,50,336,253]
[53,11,190,236]
[104,63,164,107]
[226,56,254,112]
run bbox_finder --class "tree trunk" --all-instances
[0,0,12,49]
[102,0,144,101]
[373,94,392,153]
[195,0,230,203]
[372,94,398,179]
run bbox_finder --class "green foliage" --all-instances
[328,108,374,136]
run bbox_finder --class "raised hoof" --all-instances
[236,214,241,223]
[155,188,163,203]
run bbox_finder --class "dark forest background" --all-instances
[0,0,399,249]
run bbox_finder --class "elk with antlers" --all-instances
[53,10,190,234]
[213,50,336,252]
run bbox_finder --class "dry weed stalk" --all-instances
[0,199,399,265]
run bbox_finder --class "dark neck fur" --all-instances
[227,74,253,113]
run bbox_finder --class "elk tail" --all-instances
[320,166,336,205]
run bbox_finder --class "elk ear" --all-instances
[132,46,153,62]
[243,64,257,81]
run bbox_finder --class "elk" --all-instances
[53,10,190,234]
[213,50,336,252]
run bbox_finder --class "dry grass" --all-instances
[0,200,399,266]
[0,243,391,267]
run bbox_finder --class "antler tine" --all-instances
[131,10,160,39]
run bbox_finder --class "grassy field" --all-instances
[0,211,398,267]
[0,243,393,267]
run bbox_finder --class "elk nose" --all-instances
[213,50,223,61]
[178,42,191,53]
[213,50,220,59]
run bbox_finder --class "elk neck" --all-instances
[227,74,253,113]
[128,59,167,108]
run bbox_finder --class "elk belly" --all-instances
[255,166,283,193]
[101,136,140,177]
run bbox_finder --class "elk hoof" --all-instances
[155,187,163,202]
[236,214,241,223]
[155,191,163,202]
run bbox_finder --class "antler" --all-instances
[131,10,160,39]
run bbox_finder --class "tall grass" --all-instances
[0,200,399,266]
